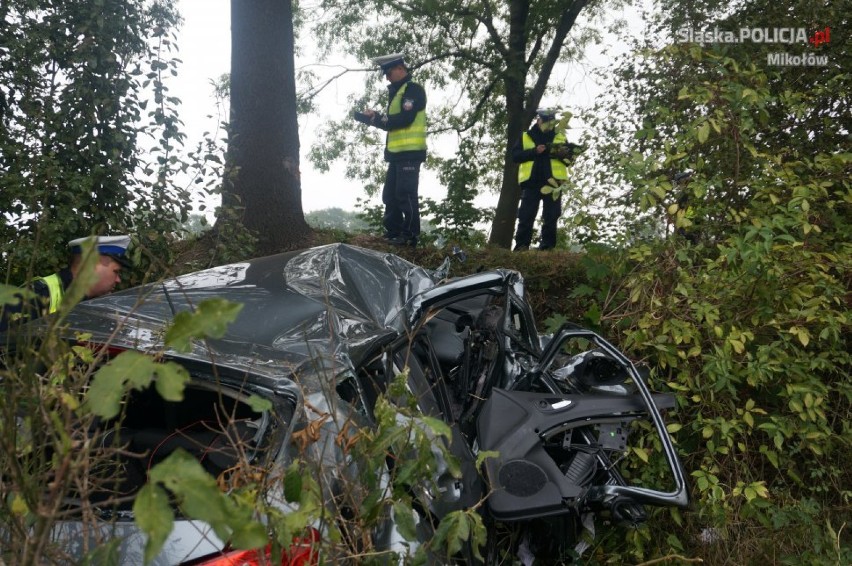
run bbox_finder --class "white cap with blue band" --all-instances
[68,235,132,266]
[372,53,406,73]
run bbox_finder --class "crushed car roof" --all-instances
[50,244,447,386]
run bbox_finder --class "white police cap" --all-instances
[372,53,406,73]
[536,108,558,121]
[68,235,132,266]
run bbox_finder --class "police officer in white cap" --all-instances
[353,53,427,247]
[1,235,132,331]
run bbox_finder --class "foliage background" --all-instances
[1,0,850,564]
[0,0,191,286]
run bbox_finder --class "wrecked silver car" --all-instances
[3,243,688,564]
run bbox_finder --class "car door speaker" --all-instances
[498,460,547,497]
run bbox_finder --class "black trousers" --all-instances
[514,184,562,249]
[382,160,421,241]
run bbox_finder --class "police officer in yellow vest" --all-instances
[512,109,571,251]
[354,53,427,247]
[0,235,131,332]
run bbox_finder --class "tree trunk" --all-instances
[489,79,528,248]
[222,0,311,254]
[489,0,532,248]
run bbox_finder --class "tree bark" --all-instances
[222,0,311,254]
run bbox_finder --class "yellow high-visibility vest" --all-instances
[387,83,427,153]
[518,131,568,183]
[36,273,64,313]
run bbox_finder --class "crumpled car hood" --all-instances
[56,243,445,390]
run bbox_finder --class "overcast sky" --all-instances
[173,0,370,216]
[171,1,644,218]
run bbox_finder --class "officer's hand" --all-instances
[553,145,574,160]
[535,144,547,154]
[353,110,373,125]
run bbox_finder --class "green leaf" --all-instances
[421,415,452,440]
[583,302,601,327]
[87,352,154,419]
[149,450,234,541]
[709,118,721,133]
[650,184,667,199]
[475,450,500,469]
[72,345,95,364]
[247,395,273,413]
[669,507,684,527]
[751,482,769,499]
[165,298,244,352]
[230,521,269,550]
[729,338,745,354]
[283,464,303,503]
[154,362,190,402]
[392,500,418,542]
[764,449,779,468]
[360,486,384,522]
[0,283,24,307]
[666,533,685,552]
[120,351,159,389]
[87,352,189,419]
[697,121,710,144]
[134,484,174,564]
[11,494,29,516]
[744,142,758,157]
[432,511,476,558]
[632,447,650,463]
